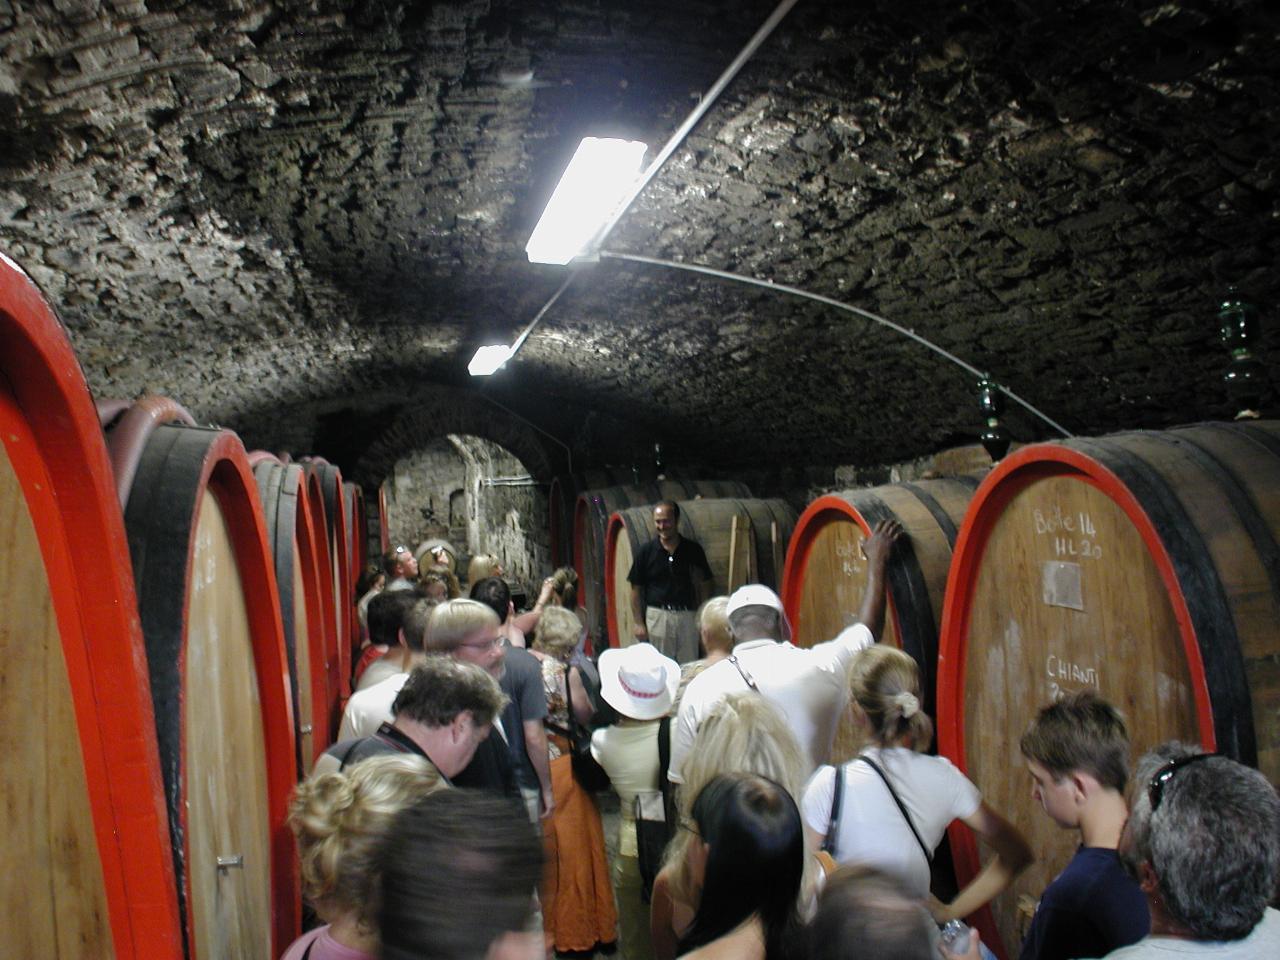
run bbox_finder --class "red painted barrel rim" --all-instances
[176,431,300,959]
[936,441,1213,957]
[780,494,903,648]
[301,467,340,741]
[0,253,183,957]
[603,511,629,649]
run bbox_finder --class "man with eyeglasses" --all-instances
[384,544,420,591]
[421,598,520,798]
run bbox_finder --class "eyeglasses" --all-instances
[458,634,503,652]
[1147,753,1215,812]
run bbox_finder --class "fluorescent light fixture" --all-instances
[526,137,648,264]
[467,344,514,377]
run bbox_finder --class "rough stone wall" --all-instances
[382,433,549,599]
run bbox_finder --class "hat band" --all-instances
[619,675,663,699]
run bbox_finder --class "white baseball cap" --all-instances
[726,584,792,642]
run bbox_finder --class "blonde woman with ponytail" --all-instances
[282,754,447,960]
[800,646,1032,926]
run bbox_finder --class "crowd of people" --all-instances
[281,506,1279,960]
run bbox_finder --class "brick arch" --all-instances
[353,387,560,487]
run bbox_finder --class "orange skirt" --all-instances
[542,753,618,952]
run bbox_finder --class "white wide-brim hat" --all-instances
[726,584,793,643]
[598,642,680,721]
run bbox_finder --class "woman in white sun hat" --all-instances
[591,642,681,960]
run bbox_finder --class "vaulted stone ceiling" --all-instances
[2,0,1276,483]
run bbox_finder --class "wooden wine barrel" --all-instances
[0,253,183,957]
[303,459,351,699]
[343,480,367,654]
[574,479,752,648]
[123,424,298,959]
[604,498,797,649]
[549,466,641,567]
[255,460,330,775]
[781,478,978,763]
[937,423,1280,959]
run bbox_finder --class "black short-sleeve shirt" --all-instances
[627,537,713,611]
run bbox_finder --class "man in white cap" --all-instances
[669,519,901,785]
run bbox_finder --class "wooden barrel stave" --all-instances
[301,467,341,739]
[125,425,298,959]
[936,421,1280,959]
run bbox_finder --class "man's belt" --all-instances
[649,603,694,612]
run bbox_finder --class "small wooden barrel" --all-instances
[255,461,331,774]
[0,253,182,957]
[605,498,797,649]
[574,479,752,648]
[781,479,977,763]
[303,459,351,699]
[937,423,1280,959]
[124,424,298,959]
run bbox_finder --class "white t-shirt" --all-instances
[1099,908,1280,960]
[801,745,981,898]
[357,654,403,692]
[591,722,661,857]
[669,625,874,784]
[338,672,408,741]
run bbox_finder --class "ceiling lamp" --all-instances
[525,137,648,265]
[467,343,514,377]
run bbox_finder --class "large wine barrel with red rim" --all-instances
[782,479,978,730]
[574,479,752,648]
[937,423,1280,959]
[605,497,797,649]
[549,467,643,567]
[255,460,331,774]
[344,480,368,647]
[0,253,183,957]
[303,459,351,699]
[123,424,299,959]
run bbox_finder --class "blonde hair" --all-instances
[425,599,499,653]
[697,596,732,655]
[549,566,578,609]
[664,694,815,908]
[466,553,501,588]
[423,564,461,599]
[289,754,446,928]
[534,605,581,660]
[849,646,933,752]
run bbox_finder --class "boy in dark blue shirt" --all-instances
[1018,691,1149,960]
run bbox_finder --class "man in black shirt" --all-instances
[628,499,713,663]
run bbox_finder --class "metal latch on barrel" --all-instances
[217,855,244,872]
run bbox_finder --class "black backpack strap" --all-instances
[822,763,845,856]
[658,715,674,831]
[857,754,932,863]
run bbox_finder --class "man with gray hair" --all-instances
[669,520,901,783]
[1108,743,1279,957]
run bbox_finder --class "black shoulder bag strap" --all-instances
[727,653,760,692]
[658,714,675,832]
[822,762,845,856]
[857,754,933,863]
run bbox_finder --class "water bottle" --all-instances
[940,919,970,953]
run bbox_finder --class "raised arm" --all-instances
[856,519,902,638]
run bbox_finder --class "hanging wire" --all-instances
[598,250,1074,438]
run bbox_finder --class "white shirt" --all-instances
[801,745,981,898]
[668,624,874,784]
[338,672,408,741]
[591,722,661,857]
[1100,908,1280,960]
[357,654,403,692]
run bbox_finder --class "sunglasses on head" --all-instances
[394,545,409,555]
[1147,753,1215,812]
